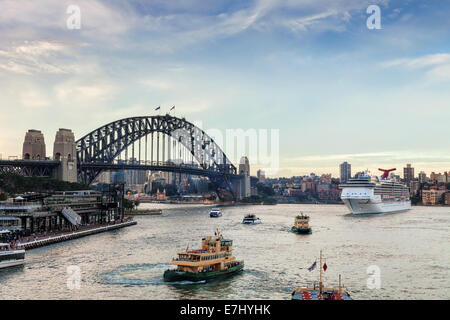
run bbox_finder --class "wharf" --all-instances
[17,220,137,250]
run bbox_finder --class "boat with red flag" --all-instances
[292,250,352,300]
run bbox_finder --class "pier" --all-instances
[17,220,137,250]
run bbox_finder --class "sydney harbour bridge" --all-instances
[0,115,249,201]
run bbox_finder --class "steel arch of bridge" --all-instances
[76,115,238,186]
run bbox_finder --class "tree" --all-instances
[123,198,135,210]
[0,172,90,194]
[0,192,7,201]
[256,183,275,197]
[165,184,178,197]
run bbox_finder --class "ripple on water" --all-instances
[100,264,206,286]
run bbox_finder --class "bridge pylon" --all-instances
[54,129,78,183]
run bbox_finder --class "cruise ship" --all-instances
[339,168,411,215]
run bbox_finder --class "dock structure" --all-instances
[17,220,137,250]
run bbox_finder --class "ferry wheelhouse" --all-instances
[291,213,311,234]
[163,230,244,282]
[292,251,352,300]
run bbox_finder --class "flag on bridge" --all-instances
[155,106,160,111]
[307,261,317,272]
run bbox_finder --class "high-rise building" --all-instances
[409,181,420,197]
[339,162,351,183]
[23,129,46,160]
[418,171,427,183]
[257,169,265,183]
[403,164,414,183]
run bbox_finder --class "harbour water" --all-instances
[0,204,449,299]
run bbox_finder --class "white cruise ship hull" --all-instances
[342,199,411,215]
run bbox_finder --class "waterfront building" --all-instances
[445,192,450,206]
[390,173,401,182]
[287,189,303,197]
[422,187,446,205]
[301,179,318,194]
[22,129,46,160]
[437,174,446,183]
[317,188,341,201]
[339,162,351,183]
[429,172,445,183]
[403,164,414,183]
[0,187,124,235]
[317,183,330,192]
[319,174,332,184]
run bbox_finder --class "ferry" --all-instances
[241,214,261,224]
[0,231,25,269]
[291,213,311,234]
[163,229,244,282]
[292,251,352,300]
[209,208,222,218]
[339,169,411,215]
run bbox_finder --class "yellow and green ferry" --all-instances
[163,230,244,282]
[291,213,312,234]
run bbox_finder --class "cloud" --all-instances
[140,78,174,90]
[381,53,450,69]
[0,0,136,42]
[0,0,392,54]
[19,90,50,108]
[54,81,117,102]
[381,53,450,82]
[0,40,99,75]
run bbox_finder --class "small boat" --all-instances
[0,238,25,269]
[209,208,222,218]
[241,214,261,224]
[292,250,352,300]
[291,213,312,234]
[164,229,244,282]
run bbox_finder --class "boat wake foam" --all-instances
[101,264,207,286]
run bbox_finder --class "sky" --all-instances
[0,0,449,178]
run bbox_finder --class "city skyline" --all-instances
[1,1,450,177]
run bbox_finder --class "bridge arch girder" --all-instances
[75,115,237,187]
